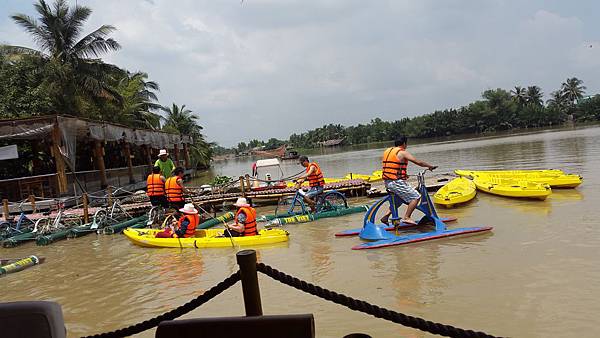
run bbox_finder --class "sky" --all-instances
[1,0,599,146]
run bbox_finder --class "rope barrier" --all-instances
[256,263,498,338]
[82,271,240,338]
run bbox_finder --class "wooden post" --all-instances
[107,186,113,207]
[173,144,180,166]
[236,250,263,316]
[240,176,246,198]
[82,193,89,224]
[245,174,251,191]
[183,143,191,169]
[2,199,9,221]
[51,123,68,194]
[123,142,135,184]
[93,140,108,189]
[28,194,36,214]
[143,145,153,166]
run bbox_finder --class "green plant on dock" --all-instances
[211,175,233,187]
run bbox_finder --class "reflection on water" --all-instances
[2,126,600,337]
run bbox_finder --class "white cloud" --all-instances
[1,1,599,146]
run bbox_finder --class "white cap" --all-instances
[233,197,250,207]
[158,149,169,157]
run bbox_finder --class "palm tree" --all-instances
[561,77,586,105]
[0,0,121,114]
[526,86,544,106]
[161,103,203,138]
[547,90,566,108]
[117,71,162,129]
[511,86,528,106]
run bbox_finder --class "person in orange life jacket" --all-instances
[224,198,258,237]
[294,156,325,212]
[146,166,168,208]
[155,203,200,238]
[164,167,187,212]
[381,136,437,226]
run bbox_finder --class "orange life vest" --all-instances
[382,147,408,180]
[235,207,257,236]
[306,162,325,187]
[178,214,199,238]
[146,174,165,196]
[165,176,184,202]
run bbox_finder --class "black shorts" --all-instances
[223,229,242,237]
[149,196,168,208]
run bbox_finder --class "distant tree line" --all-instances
[228,77,597,151]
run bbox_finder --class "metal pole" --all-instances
[236,249,263,316]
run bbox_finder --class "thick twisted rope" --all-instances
[82,271,240,338]
[256,263,498,338]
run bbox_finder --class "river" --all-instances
[2,126,599,337]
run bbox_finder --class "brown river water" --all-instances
[2,126,600,337]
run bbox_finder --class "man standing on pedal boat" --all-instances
[294,156,325,212]
[381,136,436,225]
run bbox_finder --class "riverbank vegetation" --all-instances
[0,0,212,168]
[230,78,598,151]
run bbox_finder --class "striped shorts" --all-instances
[384,179,420,202]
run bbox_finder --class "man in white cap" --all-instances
[155,203,200,238]
[154,149,175,178]
[226,198,258,237]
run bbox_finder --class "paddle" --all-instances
[193,203,238,249]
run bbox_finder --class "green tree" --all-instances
[511,86,528,106]
[1,0,122,115]
[526,86,544,106]
[116,71,162,129]
[561,77,586,105]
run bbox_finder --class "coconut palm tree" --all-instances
[0,0,121,114]
[511,86,528,106]
[117,71,162,129]
[161,103,203,137]
[547,90,566,108]
[526,86,544,106]
[561,77,586,105]
[161,103,213,167]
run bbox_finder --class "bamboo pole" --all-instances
[2,199,9,222]
[82,193,89,224]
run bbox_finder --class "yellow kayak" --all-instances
[472,176,552,200]
[455,169,565,177]
[371,170,383,181]
[344,171,383,182]
[455,170,582,188]
[123,228,289,248]
[433,177,476,207]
